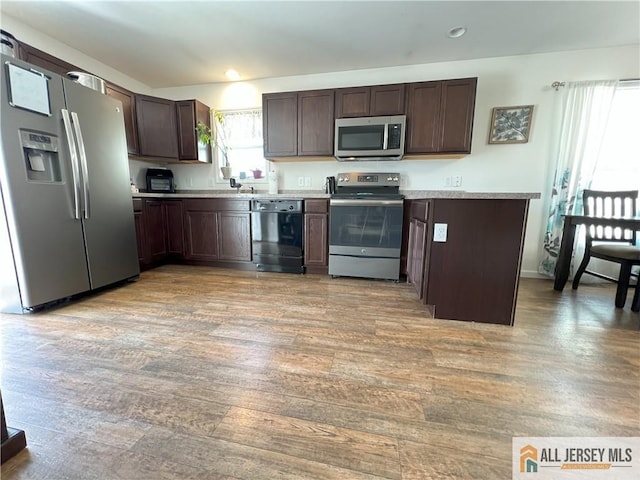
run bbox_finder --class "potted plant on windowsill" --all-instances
[196,111,231,179]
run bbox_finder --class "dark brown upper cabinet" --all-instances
[17,42,81,77]
[17,41,142,158]
[335,84,406,118]
[263,90,334,158]
[16,41,215,162]
[105,83,139,155]
[406,78,477,155]
[263,92,298,157]
[405,81,442,154]
[297,90,335,156]
[335,87,369,118]
[176,100,211,163]
[261,77,477,160]
[439,78,477,153]
[135,94,179,159]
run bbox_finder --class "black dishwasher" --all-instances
[251,199,304,273]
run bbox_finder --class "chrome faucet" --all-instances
[229,178,242,193]
[230,178,254,194]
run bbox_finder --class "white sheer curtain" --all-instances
[539,80,619,277]
[215,109,266,181]
[219,109,262,147]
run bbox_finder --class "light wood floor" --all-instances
[1,265,639,479]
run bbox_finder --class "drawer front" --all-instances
[409,199,429,222]
[132,198,143,212]
[183,199,251,212]
[304,199,329,213]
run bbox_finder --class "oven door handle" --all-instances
[330,199,404,207]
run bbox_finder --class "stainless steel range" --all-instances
[328,172,404,280]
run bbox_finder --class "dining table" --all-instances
[553,214,640,291]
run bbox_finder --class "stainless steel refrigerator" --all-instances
[0,54,139,313]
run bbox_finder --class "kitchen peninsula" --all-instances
[133,190,539,326]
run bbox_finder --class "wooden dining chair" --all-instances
[572,189,640,309]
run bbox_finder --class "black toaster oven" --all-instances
[146,168,175,193]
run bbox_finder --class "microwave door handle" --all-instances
[61,109,82,220]
[70,112,90,219]
[383,124,389,150]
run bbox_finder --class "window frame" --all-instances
[213,108,267,185]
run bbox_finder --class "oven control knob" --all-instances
[361,248,367,254]
[288,205,294,210]
[387,176,393,181]
[393,176,399,181]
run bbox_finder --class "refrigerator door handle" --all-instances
[61,109,82,220]
[70,111,90,220]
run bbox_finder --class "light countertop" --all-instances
[133,190,540,200]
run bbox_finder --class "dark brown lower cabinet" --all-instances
[141,199,183,266]
[183,199,252,265]
[407,218,427,300]
[133,199,148,266]
[164,201,184,256]
[304,200,329,274]
[145,200,168,263]
[184,205,219,261]
[410,198,530,325]
[406,199,432,301]
[218,212,251,261]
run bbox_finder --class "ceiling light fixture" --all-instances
[225,69,240,81]
[447,26,467,39]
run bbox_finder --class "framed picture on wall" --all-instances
[488,105,534,144]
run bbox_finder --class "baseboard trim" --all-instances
[520,270,549,279]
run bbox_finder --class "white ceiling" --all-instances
[2,1,639,89]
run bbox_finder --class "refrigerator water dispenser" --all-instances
[20,130,62,182]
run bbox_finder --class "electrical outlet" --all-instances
[434,223,448,242]
[304,176,311,187]
[444,176,452,187]
[188,177,193,187]
[452,175,462,187]
[297,176,304,187]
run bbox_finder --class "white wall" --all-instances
[153,45,639,276]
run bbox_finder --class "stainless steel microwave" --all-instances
[334,115,406,161]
